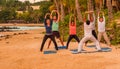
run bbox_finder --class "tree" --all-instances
[87,0,94,11]
[60,0,65,21]
[54,0,60,13]
[0,9,16,22]
[39,1,53,21]
[32,10,41,23]
[75,0,83,22]
[107,0,113,21]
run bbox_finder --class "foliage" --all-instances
[110,21,120,45]
[0,9,16,22]
[39,1,53,22]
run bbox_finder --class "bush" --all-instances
[109,21,120,45]
[0,9,16,23]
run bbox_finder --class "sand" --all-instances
[0,25,120,69]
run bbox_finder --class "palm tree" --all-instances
[87,0,94,11]
[60,0,65,22]
[54,0,60,13]
[107,0,113,21]
[75,0,83,22]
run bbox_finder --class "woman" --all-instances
[97,12,111,47]
[66,15,80,49]
[40,13,58,52]
[47,10,64,48]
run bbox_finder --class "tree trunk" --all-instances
[95,0,100,13]
[75,0,83,22]
[60,0,65,22]
[100,0,103,10]
[107,0,113,21]
[54,0,60,13]
[88,0,94,11]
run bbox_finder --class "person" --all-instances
[85,11,98,46]
[77,19,101,53]
[47,10,64,48]
[66,15,80,49]
[97,12,111,47]
[40,13,58,52]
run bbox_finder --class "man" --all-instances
[77,20,101,53]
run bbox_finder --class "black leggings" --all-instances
[40,35,58,51]
[92,30,97,39]
[66,35,80,49]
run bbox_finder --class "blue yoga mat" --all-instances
[44,50,57,54]
[72,51,80,54]
[58,46,66,49]
[87,45,96,48]
[71,47,112,54]
[70,49,79,54]
[70,49,86,54]
[70,49,86,51]
[101,47,112,52]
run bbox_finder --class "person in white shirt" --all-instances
[77,15,101,53]
[97,12,111,47]
[84,11,98,47]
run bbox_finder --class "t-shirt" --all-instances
[52,21,59,31]
[44,19,52,35]
[84,22,93,36]
[97,16,105,32]
[69,23,76,35]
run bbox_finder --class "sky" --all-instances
[18,0,45,3]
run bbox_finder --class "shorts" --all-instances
[52,31,60,38]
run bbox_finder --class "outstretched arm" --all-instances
[74,16,76,26]
[51,10,56,15]
[45,13,50,19]
[83,12,88,22]
[56,11,60,22]
[97,12,100,22]
[102,11,105,22]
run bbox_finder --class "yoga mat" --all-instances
[70,49,86,52]
[101,47,112,52]
[87,45,96,48]
[44,50,57,54]
[58,46,66,49]
[70,49,86,54]
[71,51,80,54]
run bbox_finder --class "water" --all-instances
[0,26,44,31]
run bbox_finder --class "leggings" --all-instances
[66,35,80,49]
[92,30,97,39]
[40,35,58,51]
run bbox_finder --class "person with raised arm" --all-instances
[47,10,64,49]
[85,11,98,46]
[97,11,111,47]
[77,12,101,53]
[40,13,58,52]
[66,15,80,49]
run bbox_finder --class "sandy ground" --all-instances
[0,27,120,69]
